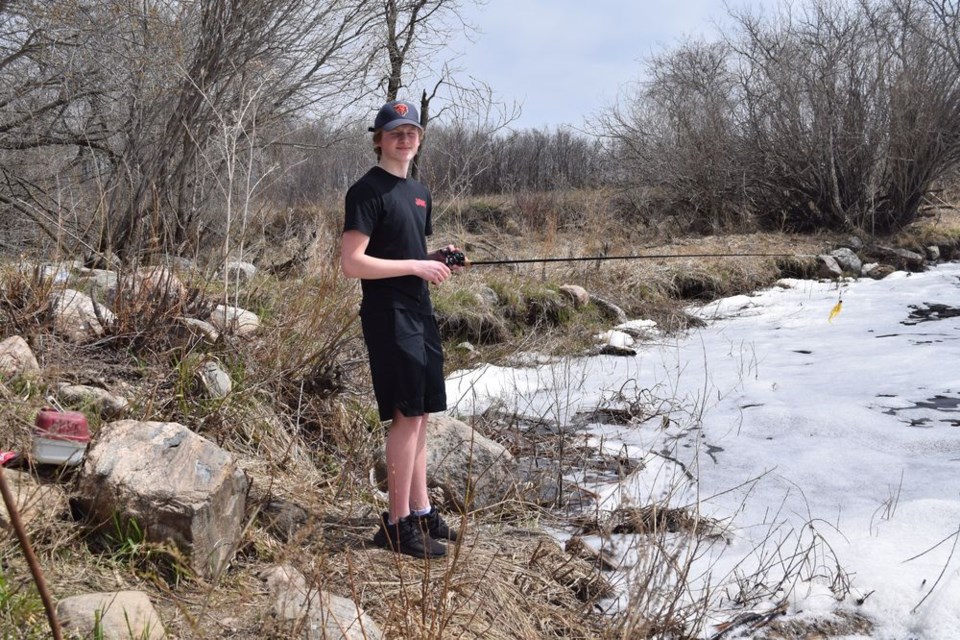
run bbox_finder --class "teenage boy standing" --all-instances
[341,99,462,558]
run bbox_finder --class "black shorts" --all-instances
[361,308,447,422]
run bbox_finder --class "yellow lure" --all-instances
[828,300,843,323]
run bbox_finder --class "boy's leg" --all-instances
[386,411,424,524]
[409,414,430,513]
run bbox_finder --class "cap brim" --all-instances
[380,119,423,131]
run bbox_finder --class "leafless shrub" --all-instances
[600,39,746,234]
[0,0,374,262]
[602,0,960,235]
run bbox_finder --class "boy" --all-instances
[341,99,462,558]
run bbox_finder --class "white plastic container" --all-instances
[33,408,89,466]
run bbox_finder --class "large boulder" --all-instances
[375,415,516,510]
[78,420,248,579]
[57,591,165,640]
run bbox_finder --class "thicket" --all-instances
[601,0,960,235]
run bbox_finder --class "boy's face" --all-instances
[377,124,421,164]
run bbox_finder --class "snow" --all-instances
[446,263,960,639]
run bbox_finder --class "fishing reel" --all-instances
[438,248,467,267]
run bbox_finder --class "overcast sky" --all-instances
[440,0,783,130]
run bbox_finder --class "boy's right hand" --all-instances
[415,259,451,285]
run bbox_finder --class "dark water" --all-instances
[880,393,960,427]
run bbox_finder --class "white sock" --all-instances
[411,505,432,517]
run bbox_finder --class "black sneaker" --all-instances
[372,513,447,558]
[418,507,459,542]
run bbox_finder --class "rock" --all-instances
[589,294,627,324]
[454,341,477,353]
[515,459,597,509]
[816,255,843,279]
[596,329,635,349]
[57,384,129,419]
[164,256,196,273]
[258,498,310,543]
[830,247,862,275]
[925,245,941,262]
[559,285,590,308]
[598,344,637,357]
[50,289,116,342]
[844,236,865,252]
[135,266,188,300]
[19,261,71,283]
[876,246,925,271]
[475,286,499,308]
[0,470,68,530]
[614,319,659,340]
[171,317,220,346]
[78,420,248,579]
[197,359,232,398]
[0,336,40,378]
[260,565,383,640]
[57,591,165,640]
[375,415,516,510]
[220,261,257,283]
[110,267,187,307]
[864,263,896,280]
[209,305,260,337]
[76,268,119,292]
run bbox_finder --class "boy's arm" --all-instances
[341,231,452,284]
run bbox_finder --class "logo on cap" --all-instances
[394,103,409,117]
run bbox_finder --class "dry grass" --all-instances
[2,194,959,638]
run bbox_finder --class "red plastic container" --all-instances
[33,408,90,466]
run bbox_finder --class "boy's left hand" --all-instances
[431,245,466,270]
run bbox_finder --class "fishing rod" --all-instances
[439,248,813,267]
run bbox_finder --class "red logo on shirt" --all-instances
[395,103,409,116]
[415,198,427,208]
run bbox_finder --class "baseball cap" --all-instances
[368,100,423,132]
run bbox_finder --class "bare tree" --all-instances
[599,39,745,232]
[370,0,492,179]
[0,0,376,262]
[601,0,960,235]
[0,2,115,250]
[730,0,892,231]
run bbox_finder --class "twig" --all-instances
[0,466,63,640]
[908,524,960,614]
[708,600,787,639]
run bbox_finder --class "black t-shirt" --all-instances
[343,166,434,315]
